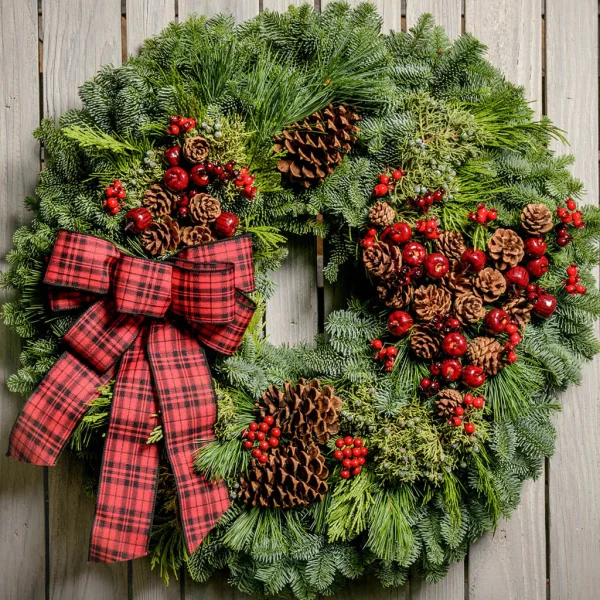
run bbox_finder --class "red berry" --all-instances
[352,467,362,476]
[388,310,414,337]
[360,447,368,456]
[251,448,262,458]
[366,228,378,237]
[442,332,467,357]
[567,264,579,276]
[506,350,518,364]
[177,206,188,219]
[344,436,354,446]
[461,248,487,272]
[164,146,182,166]
[259,422,270,433]
[487,209,498,221]
[164,166,189,191]
[556,235,572,247]
[525,237,547,257]
[256,431,266,441]
[264,415,275,426]
[370,339,383,350]
[451,416,463,427]
[389,222,413,244]
[243,440,253,449]
[258,453,269,463]
[392,169,404,180]
[505,323,518,335]
[378,174,390,184]
[342,458,352,468]
[249,422,259,432]
[504,266,530,289]
[373,183,389,197]
[484,308,509,335]
[433,189,444,202]
[462,365,486,388]
[340,470,351,479]
[343,448,353,458]
[533,293,557,318]
[335,438,345,449]
[214,212,239,238]
[109,207,120,215]
[357,456,366,466]
[473,396,485,409]
[525,256,549,278]
[170,115,180,124]
[420,377,431,389]
[105,197,119,209]
[440,359,462,382]
[566,198,577,211]
[259,440,269,451]
[362,238,374,248]
[576,284,587,294]
[464,393,474,405]
[464,422,476,435]
[566,284,576,294]
[424,253,450,278]
[247,431,256,442]
[105,186,117,197]
[402,242,427,267]
[386,346,398,358]
[454,406,464,416]
[270,427,281,437]
[557,207,569,218]
[352,447,362,457]
[334,450,344,460]
[268,437,279,448]
[510,332,522,344]
[166,124,180,135]
[125,207,153,233]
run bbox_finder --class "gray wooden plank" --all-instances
[405,4,464,598]
[178,0,260,22]
[463,3,546,600]
[42,0,128,597]
[0,0,46,598]
[321,0,401,32]
[126,0,174,56]
[262,0,305,10]
[132,557,181,600]
[545,1,600,599]
[406,0,461,39]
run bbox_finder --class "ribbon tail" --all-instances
[147,321,230,555]
[89,327,161,563]
[7,352,116,466]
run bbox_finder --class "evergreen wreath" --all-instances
[3,3,600,597]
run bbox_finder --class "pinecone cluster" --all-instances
[274,104,360,188]
[238,379,342,509]
[362,202,559,387]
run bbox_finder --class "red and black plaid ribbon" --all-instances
[7,230,255,563]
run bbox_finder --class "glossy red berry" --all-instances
[164,166,189,191]
[343,447,353,458]
[473,396,485,409]
[342,458,352,468]
[251,448,262,458]
[378,174,390,184]
[249,422,259,432]
[392,169,404,180]
[259,422,270,433]
[335,438,345,449]
[258,453,269,463]
[388,310,414,336]
[370,339,383,350]
[566,198,577,211]
[510,332,522,344]
[506,350,518,364]
[125,207,153,233]
[256,431,266,441]
[268,437,279,448]
[105,197,119,209]
[485,308,509,335]
[576,284,587,294]
[386,346,398,358]
[505,323,518,335]
[533,293,557,318]
[264,415,275,426]
[166,124,180,135]
[340,470,351,479]
[247,431,256,442]
[464,422,476,435]
[373,183,389,197]
[440,359,462,382]
[270,427,281,438]
[451,416,463,427]
[402,242,427,267]
[504,266,530,289]
[109,207,120,215]
[259,440,269,451]
[424,253,450,278]
[420,377,432,388]
[352,467,362,476]
[344,436,354,446]
[360,447,368,456]
[567,264,579,276]
[214,212,239,238]
[464,393,474,405]
[357,456,366,466]
[177,206,189,219]
[334,450,344,460]
[454,406,464,416]
[105,186,117,197]
[243,440,253,449]
[442,332,467,357]
[462,365,486,388]
[461,248,487,272]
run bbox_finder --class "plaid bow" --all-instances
[8,230,255,563]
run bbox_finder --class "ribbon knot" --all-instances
[8,230,256,563]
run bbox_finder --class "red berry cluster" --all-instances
[406,188,445,213]
[564,264,586,295]
[372,169,404,197]
[103,180,127,215]
[467,203,498,225]
[370,339,398,372]
[166,115,196,136]
[556,198,585,246]
[333,436,368,479]
[415,215,442,240]
[447,392,484,434]
[241,416,281,463]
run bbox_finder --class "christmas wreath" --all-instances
[3,3,600,597]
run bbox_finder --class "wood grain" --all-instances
[464,3,546,599]
[0,0,46,598]
[406,0,461,39]
[126,0,174,56]
[178,0,260,22]
[546,1,600,599]
[42,0,128,597]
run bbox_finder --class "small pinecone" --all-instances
[181,225,213,247]
[410,326,440,360]
[369,201,396,227]
[454,293,486,324]
[274,104,360,188]
[502,296,533,328]
[142,184,176,218]
[363,241,402,280]
[377,280,413,309]
[413,284,452,322]
[189,193,221,224]
[182,136,210,164]
[466,336,505,375]
[441,261,472,295]
[141,216,180,256]
[521,203,553,235]
[435,231,467,262]
[258,379,342,444]
[238,442,328,509]
[488,228,525,271]
[435,389,463,418]
[474,267,507,303]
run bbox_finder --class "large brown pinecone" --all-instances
[181,225,213,247]
[441,261,472,295]
[488,228,525,271]
[454,293,486,324]
[502,295,533,328]
[410,326,440,359]
[369,201,396,227]
[377,280,413,309]
[466,336,505,375]
[141,216,180,256]
[274,104,360,188]
[257,379,342,444]
[183,136,210,164]
[413,284,452,322]
[142,184,176,218]
[435,389,463,418]
[521,203,553,235]
[363,241,402,280]
[435,231,467,262]
[238,442,328,509]
[473,267,507,302]
[189,193,221,224]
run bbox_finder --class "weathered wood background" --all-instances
[1,0,598,598]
